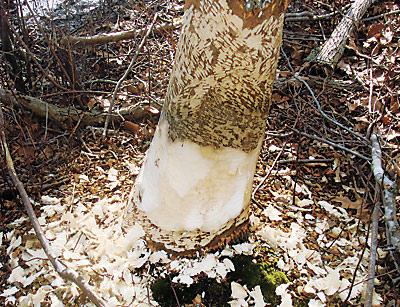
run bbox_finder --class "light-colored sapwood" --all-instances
[126,0,289,254]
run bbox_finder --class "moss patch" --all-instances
[151,274,230,306]
[228,255,289,305]
[151,255,288,306]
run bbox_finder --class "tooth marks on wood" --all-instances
[165,0,285,152]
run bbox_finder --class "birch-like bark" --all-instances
[315,0,376,66]
[370,133,400,253]
[126,0,289,254]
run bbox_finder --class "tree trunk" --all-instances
[126,0,289,255]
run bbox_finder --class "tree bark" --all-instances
[315,0,376,66]
[126,0,289,254]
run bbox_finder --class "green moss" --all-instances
[151,275,230,307]
[228,255,288,305]
[151,255,289,306]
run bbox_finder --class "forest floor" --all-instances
[1,0,399,306]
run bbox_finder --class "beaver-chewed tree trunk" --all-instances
[126,0,289,255]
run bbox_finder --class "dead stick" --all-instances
[103,13,158,136]
[277,158,334,164]
[252,142,287,202]
[285,4,351,22]
[6,21,68,91]
[62,21,178,46]
[292,128,370,161]
[364,197,379,307]
[315,0,376,66]
[0,106,108,307]
[0,88,150,128]
[294,74,368,143]
[370,133,400,253]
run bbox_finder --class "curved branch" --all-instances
[0,105,108,307]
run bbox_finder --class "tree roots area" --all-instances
[1,0,400,306]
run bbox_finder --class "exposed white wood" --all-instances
[125,0,288,252]
[133,119,261,233]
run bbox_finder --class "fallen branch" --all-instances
[364,197,380,307]
[370,133,400,254]
[292,128,371,161]
[275,75,361,91]
[285,4,351,22]
[277,158,334,165]
[314,0,376,66]
[103,13,158,136]
[62,20,178,47]
[294,74,368,143]
[0,88,153,129]
[0,105,108,307]
[363,9,400,21]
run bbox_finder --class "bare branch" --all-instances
[364,195,380,307]
[294,74,369,143]
[62,21,178,47]
[370,133,400,253]
[0,105,108,307]
[0,88,151,128]
[285,4,351,22]
[103,13,159,136]
[292,128,371,161]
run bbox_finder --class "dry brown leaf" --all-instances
[332,196,362,210]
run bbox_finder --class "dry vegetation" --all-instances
[0,0,399,306]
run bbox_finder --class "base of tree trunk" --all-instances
[124,190,250,256]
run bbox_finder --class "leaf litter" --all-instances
[0,139,383,306]
[1,0,399,306]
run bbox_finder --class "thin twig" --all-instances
[363,9,400,21]
[294,74,369,143]
[285,4,351,22]
[343,224,370,303]
[6,21,68,91]
[252,142,287,203]
[291,128,370,160]
[168,275,181,307]
[103,13,158,136]
[0,106,107,307]
[277,158,334,164]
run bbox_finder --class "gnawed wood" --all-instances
[125,192,250,256]
[128,0,288,254]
